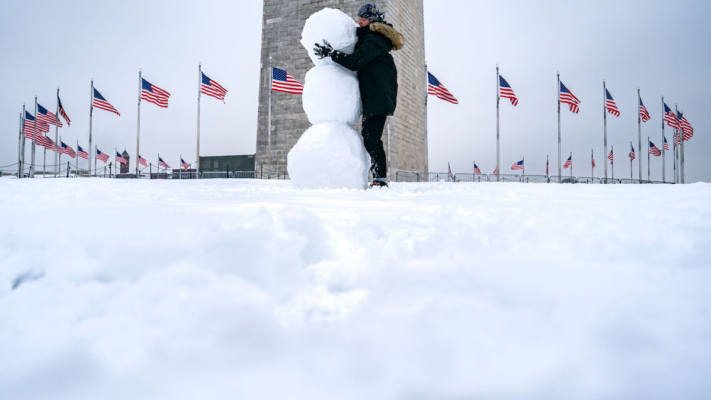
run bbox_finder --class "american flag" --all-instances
[141,78,171,108]
[37,104,62,127]
[564,156,572,169]
[674,130,682,147]
[605,89,620,117]
[511,160,524,170]
[499,75,518,106]
[23,112,49,139]
[663,103,679,129]
[639,97,651,122]
[158,157,170,169]
[664,136,669,150]
[116,151,127,165]
[649,141,661,156]
[428,72,458,104]
[93,88,121,116]
[201,72,228,102]
[592,151,596,168]
[181,158,189,171]
[448,162,454,180]
[96,149,109,163]
[78,145,88,160]
[36,135,55,151]
[139,155,147,167]
[272,67,304,94]
[58,142,76,158]
[608,149,614,164]
[546,159,549,176]
[559,81,581,114]
[473,162,481,175]
[677,110,694,141]
[494,167,498,175]
[58,95,71,126]
[629,144,635,161]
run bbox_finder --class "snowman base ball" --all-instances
[287,123,371,190]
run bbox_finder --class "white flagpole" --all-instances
[115,148,117,175]
[661,95,666,183]
[557,72,561,183]
[611,145,614,181]
[197,63,201,178]
[570,152,573,178]
[89,80,94,176]
[677,104,685,184]
[267,57,273,172]
[603,80,608,183]
[591,149,594,181]
[58,135,62,175]
[31,96,37,178]
[647,137,650,181]
[43,146,46,178]
[637,87,642,183]
[95,145,97,176]
[18,109,23,179]
[54,87,60,177]
[496,65,500,183]
[424,62,429,175]
[136,69,142,176]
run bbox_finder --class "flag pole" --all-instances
[197,62,201,179]
[647,137,650,181]
[591,149,594,182]
[55,87,60,177]
[267,57,273,172]
[43,146,46,178]
[115,148,117,175]
[611,145,614,181]
[89,80,94,176]
[95,145,97,176]
[570,152,573,178]
[630,141,633,180]
[557,71,561,183]
[58,135,62,175]
[31,96,37,178]
[603,79,608,183]
[136,69,142,177]
[496,65,500,183]
[18,109,23,179]
[637,87,642,183]
[677,104,684,184]
[424,62,429,175]
[661,95,666,183]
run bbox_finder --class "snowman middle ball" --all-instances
[302,65,362,126]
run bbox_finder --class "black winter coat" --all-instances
[331,22,404,119]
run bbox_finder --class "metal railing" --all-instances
[454,173,490,182]
[395,170,421,182]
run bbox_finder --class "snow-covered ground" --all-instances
[1,179,710,400]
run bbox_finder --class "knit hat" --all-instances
[358,4,384,22]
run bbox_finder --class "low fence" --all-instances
[394,171,672,184]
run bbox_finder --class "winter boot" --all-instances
[369,178,389,188]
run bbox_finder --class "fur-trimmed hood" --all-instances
[370,22,404,51]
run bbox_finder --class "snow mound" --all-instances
[300,8,358,67]
[287,123,370,189]
[302,65,361,125]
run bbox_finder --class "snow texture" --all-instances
[287,123,370,190]
[302,65,361,126]
[1,179,711,400]
[289,8,368,190]
[300,8,359,67]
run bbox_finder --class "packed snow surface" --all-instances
[302,65,361,126]
[287,123,370,190]
[1,179,710,400]
[300,8,358,67]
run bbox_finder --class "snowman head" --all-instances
[300,8,358,67]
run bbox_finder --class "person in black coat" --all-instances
[314,4,404,187]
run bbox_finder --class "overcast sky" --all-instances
[1,0,708,181]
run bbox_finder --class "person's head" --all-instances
[358,4,384,27]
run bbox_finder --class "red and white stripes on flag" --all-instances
[93,88,121,116]
[58,142,76,158]
[96,149,109,163]
[678,112,694,141]
[608,149,614,164]
[158,158,170,169]
[649,141,662,156]
[141,78,171,108]
[116,151,128,165]
[139,155,148,167]
[181,158,189,171]
[499,75,518,106]
[564,156,572,169]
[639,98,651,122]
[58,96,71,126]
[271,67,304,94]
[78,146,88,160]
[605,89,620,117]
[428,72,458,104]
[36,135,55,151]
[629,145,635,161]
[201,72,228,102]
[559,81,581,114]
[37,104,62,127]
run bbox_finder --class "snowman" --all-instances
[287,8,371,190]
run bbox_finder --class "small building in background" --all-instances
[120,150,130,174]
[199,154,255,173]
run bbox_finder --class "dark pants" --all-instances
[362,114,387,179]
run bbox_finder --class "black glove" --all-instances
[313,40,334,59]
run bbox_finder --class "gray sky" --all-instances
[1,0,709,181]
